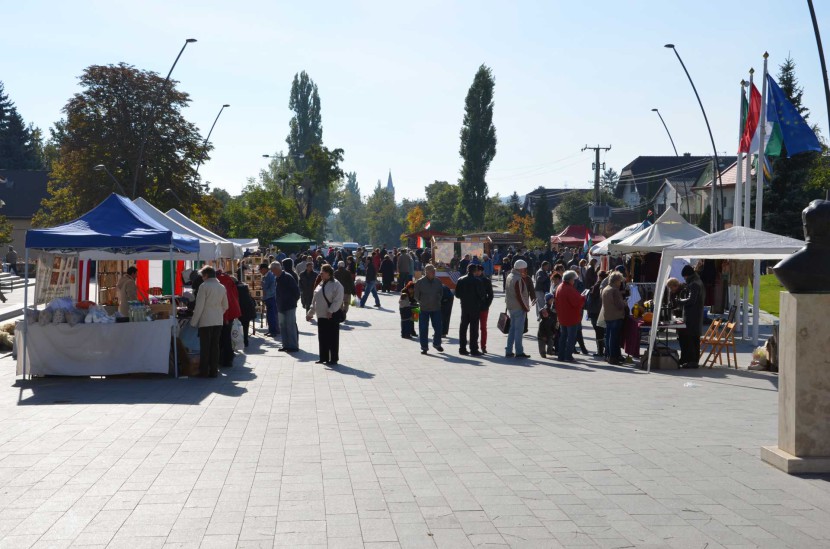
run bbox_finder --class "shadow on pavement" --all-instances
[650,366,779,391]
[324,363,375,379]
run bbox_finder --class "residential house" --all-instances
[614,155,714,207]
[0,170,50,251]
[522,187,580,213]
[695,160,753,229]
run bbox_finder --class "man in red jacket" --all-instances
[217,270,242,368]
[554,270,585,362]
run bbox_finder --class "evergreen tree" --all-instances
[601,167,619,194]
[286,71,322,165]
[458,64,497,230]
[508,191,521,214]
[763,56,824,238]
[0,82,43,169]
[531,187,553,242]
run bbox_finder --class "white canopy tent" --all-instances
[646,226,804,372]
[166,208,243,259]
[609,207,707,254]
[133,197,220,261]
[229,238,259,251]
[590,220,650,256]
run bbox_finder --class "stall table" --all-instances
[16,319,174,376]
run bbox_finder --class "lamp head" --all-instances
[262,154,270,158]
[222,104,230,108]
[651,108,658,112]
[186,38,197,43]
[664,43,675,49]
[93,164,105,171]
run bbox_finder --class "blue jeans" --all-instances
[278,308,299,350]
[359,280,380,307]
[605,319,623,361]
[506,309,526,355]
[558,324,578,361]
[419,310,443,350]
[264,296,278,336]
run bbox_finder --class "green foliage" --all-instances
[365,183,402,246]
[554,190,622,232]
[458,64,497,230]
[601,167,619,194]
[34,63,205,226]
[0,215,12,245]
[333,172,369,243]
[286,144,344,220]
[287,71,323,162]
[0,81,44,169]
[424,180,460,232]
[508,191,521,214]
[224,177,302,244]
[697,205,711,231]
[483,195,512,231]
[531,187,553,242]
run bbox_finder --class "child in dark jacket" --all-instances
[537,293,558,358]
[399,282,418,338]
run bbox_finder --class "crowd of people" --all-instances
[186,241,705,376]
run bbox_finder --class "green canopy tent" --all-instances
[271,232,315,250]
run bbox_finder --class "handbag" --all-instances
[322,282,345,323]
[497,310,510,334]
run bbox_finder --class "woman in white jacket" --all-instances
[308,264,344,365]
[190,266,228,377]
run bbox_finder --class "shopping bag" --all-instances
[497,311,510,334]
[231,319,244,351]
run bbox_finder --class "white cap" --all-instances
[514,259,527,269]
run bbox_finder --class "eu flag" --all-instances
[766,74,821,157]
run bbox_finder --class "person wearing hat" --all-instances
[677,264,705,368]
[504,258,532,358]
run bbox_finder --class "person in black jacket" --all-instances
[274,261,301,352]
[454,264,485,356]
[586,270,607,358]
[299,262,317,311]
[677,265,705,368]
[379,255,395,293]
[359,256,381,308]
[476,264,494,354]
[334,261,356,321]
[235,278,258,347]
[440,285,454,337]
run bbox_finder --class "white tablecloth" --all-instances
[16,319,174,376]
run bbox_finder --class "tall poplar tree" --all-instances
[286,71,322,165]
[458,64,496,230]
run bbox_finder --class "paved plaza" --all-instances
[0,286,828,548]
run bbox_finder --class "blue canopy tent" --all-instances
[22,194,200,378]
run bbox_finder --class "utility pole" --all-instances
[582,145,612,233]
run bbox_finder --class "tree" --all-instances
[458,64,497,230]
[334,172,368,243]
[483,195,512,231]
[763,56,824,238]
[287,144,344,220]
[507,213,534,239]
[601,167,619,194]
[365,183,402,245]
[553,190,623,232]
[405,204,426,235]
[531,187,553,242]
[508,191,521,214]
[286,71,322,165]
[425,180,461,232]
[34,63,205,226]
[0,82,44,169]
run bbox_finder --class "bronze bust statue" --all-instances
[773,199,830,293]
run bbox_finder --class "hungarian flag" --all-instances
[739,83,761,153]
[417,236,426,248]
[583,229,592,253]
[424,220,431,230]
[749,79,782,157]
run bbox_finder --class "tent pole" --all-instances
[22,247,29,380]
[170,247,178,379]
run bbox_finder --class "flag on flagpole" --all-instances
[749,80,783,157]
[766,73,822,157]
[417,236,425,248]
[424,220,431,230]
[739,83,761,153]
[583,229,592,253]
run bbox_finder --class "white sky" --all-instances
[5,1,829,201]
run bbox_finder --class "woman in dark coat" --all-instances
[380,254,396,293]
[299,262,317,311]
[235,278,258,347]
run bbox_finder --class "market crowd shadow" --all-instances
[325,363,374,379]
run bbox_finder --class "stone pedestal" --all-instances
[762,292,830,474]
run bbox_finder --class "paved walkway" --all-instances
[0,286,827,548]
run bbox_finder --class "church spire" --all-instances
[386,170,394,197]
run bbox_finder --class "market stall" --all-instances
[589,220,651,256]
[19,194,199,378]
[608,208,706,255]
[166,208,242,260]
[646,226,804,372]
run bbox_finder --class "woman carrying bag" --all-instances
[308,264,344,365]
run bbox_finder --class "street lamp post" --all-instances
[132,38,197,199]
[94,164,127,195]
[664,43,725,231]
[194,104,230,176]
[651,108,679,156]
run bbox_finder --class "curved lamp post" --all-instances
[194,104,230,176]
[665,43,724,231]
[94,164,127,195]
[651,108,679,156]
[132,38,197,198]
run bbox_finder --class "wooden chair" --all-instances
[148,286,163,296]
[699,319,722,359]
[702,321,738,368]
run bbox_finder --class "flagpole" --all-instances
[742,68,755,340]
[752,52,769,346]
[733,80,746,334]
